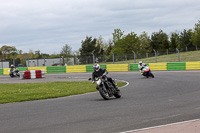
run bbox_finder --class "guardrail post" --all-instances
[92,50,95,64]
[153,49,157,63]
[176,48,180,62]
[12,58,15,66]
[59,56,61,65]
[132,50,136,63]
[111,52,114,64]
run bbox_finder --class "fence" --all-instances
[1,61,200,75]
[79,50,200,65]
[0,50,200,68]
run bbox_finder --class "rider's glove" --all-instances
[92,81,95,84]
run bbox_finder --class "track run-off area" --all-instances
[0,70,200,133]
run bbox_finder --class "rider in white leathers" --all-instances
[138,61,146,71]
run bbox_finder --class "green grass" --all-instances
[0,81,126,104]
[97,50,200,64]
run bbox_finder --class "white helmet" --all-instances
[11,64,15,68]
[139,61,142,66]
[93,63,100,71]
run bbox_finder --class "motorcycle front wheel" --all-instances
[114,90,121,98]
[10,74,14,78]
[99,87,110,100]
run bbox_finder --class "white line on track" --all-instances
[64,79,129,98]
[153,70,200,73]
[117,79,129,88]
[119,119,200,133]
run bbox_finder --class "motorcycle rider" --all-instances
[9,64,19,77]
[92,63,119,91]
[138,61,146,71]
[10,64,16,71]
[138,61,154,78]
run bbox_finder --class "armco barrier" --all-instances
[47,66,66,73]
[17,67,28,71]
[130,64,139,71]
[2,61,200,75]
[107,64,128,72]
[130,63,149,71]
[0,69,3,75]
[149,63,167,71]
[167,62,186,70]
[28,67,47,73]
[66,65,86,73]
[86,64,107,72]
[3,68,10,75]
[86,65,93,72]
[100,65,107,70]
[186,62,200,70]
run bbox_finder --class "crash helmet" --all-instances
[93,63,100,71]
[11,64,15,68]
[139,61,142,66]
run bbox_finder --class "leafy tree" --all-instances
[0,45,17,60]
[190,20,200,50]
[139,32,152,53]
[150,30,169,52]
[96,36,105,55]
[60,44,72,64]
[49,54,59,58]
[28,49,35,59]
[60,44,72,56]
[79,36,97,64]
[170,32,179,51]
[179,29,194,51]
[113,32,140,55]
[104,39,113,56]
[96,36,105,50]
[112,28,124,45]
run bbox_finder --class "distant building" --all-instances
[26,57,79,67]
[0,61,9,68]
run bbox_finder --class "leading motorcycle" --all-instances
[140,65,154,78]
[88,76,121,100]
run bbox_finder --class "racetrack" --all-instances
[0,71,200,133]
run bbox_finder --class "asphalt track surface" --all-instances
[0,71,200,133]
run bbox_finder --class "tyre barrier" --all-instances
[20,70,45,79]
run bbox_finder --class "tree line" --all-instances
[1,20,200,66]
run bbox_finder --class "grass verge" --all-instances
[0,81,127,104]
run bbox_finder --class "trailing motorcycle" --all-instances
[88,76,121,100]
[9,68,20,78]
[140,65,154,78]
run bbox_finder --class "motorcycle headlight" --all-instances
[96,79,102,85]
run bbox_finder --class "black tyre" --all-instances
[99,87,110,100]
[114,90,121,98]
[151,73,155,78]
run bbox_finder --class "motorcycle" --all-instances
[140,65,154,78]
[88,76,121,100]
[9,68,20,78]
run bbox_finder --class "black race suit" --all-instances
[92,68,115,87]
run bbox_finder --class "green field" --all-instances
[98,50,200,64]
[0,81,126,104]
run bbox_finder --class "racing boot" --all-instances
[96,86,99,90]
[151,73,154,78]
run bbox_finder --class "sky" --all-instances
[0,0,200,54]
